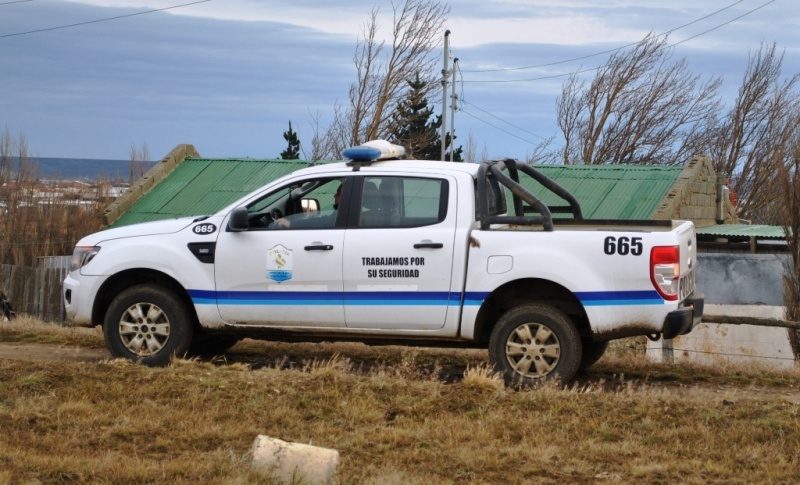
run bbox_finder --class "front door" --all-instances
[214,176,347,327]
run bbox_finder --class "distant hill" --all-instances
[13,157,156,181]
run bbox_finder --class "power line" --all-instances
[0,0,211,39]
[0,0,33,6]
[462,66,598,84]
[672,0,775,47]
[454,1,775,153]
[462,0,748,73]
[460,99,558,145]
[460,109,543,148]
[456,52,562,150]
[462,0,775,84]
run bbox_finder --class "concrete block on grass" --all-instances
[252,435,339,484]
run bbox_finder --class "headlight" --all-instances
[70,246,101,271]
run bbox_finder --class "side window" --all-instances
[245,177,344,230]
[475,176,507,220]
[359,176,447,228]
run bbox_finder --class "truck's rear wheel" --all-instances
[489,304,581,386]
[103,284,193,366]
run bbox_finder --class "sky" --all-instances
[1,0,799,162]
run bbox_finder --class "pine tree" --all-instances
[280,121,301,160]
[389,73,462,161]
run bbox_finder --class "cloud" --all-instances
[1,0,799,161]
[1,0,356,158]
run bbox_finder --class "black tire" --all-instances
[489,304,582,387]
[579,339,609,370]
[188,334,241,357]
[103,284,194,366]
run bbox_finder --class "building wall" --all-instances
[647,253,797,369]
[651,155,738,226]
[103,144,200,227]
[697,253,788,305]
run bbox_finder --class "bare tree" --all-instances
[316,0,449,159]
[464,132,478,163]
[305,110,327,161]
[128,142,150,185]
[778,125,800,354]
[0,127,15,186]
[0,131,104,265]
[555,34,721,166]
[706,43,800,223]
[523,138,558,165]
[0,127,37,184]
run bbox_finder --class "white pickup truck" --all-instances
[64,143,703,385]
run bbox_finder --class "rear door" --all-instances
[342,174,458,330]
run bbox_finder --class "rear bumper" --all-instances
[662,295,704,339]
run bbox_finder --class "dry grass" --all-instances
[0,316,104,347]
[1,320,799,483]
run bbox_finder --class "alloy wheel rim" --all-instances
[118,302,171,356]
[505,322,561,377]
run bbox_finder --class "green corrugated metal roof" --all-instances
[110,158,314,227]
[521,164,684,219]
[695,224,787,239]
[110,159,686,228]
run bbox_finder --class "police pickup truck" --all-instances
[64,141,703,385]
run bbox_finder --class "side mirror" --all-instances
[227,207,249,232]
[301,198,320,213]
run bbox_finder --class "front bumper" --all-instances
[662,294,704,339]
[63,273,99,327]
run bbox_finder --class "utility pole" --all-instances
[440,30,450,161]
[449,57,458,162]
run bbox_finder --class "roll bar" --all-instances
[476,158,583,232]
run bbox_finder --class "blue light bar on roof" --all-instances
[342,140,406,162]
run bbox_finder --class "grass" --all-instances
[1,319,799,483]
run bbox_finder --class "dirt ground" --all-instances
[1,337,799,406]
[0,341,110,362]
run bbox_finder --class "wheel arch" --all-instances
[91,268,198,328]
[471,278,589,345]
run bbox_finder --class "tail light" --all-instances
[650,246,679,301]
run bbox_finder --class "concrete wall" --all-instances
[647,253,798,369]
[697,253,788,305]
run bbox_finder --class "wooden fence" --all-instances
[0,257,70,322]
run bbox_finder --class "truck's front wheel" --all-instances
[489,304,581,386]
[103,284,193,366]
[579,339,609,370]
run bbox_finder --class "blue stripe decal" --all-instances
[575,290,664,306]
[188,290,662,307]
[463,292,490,306]
[188,289,467,306]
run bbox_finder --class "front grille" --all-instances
[679,269,695,300]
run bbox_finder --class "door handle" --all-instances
[413,242,443,249]
[304,244,334,251]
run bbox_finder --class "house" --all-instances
[104,146,738,229]
[103,145,315,227]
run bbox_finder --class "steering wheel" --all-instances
[250,208,281,229]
